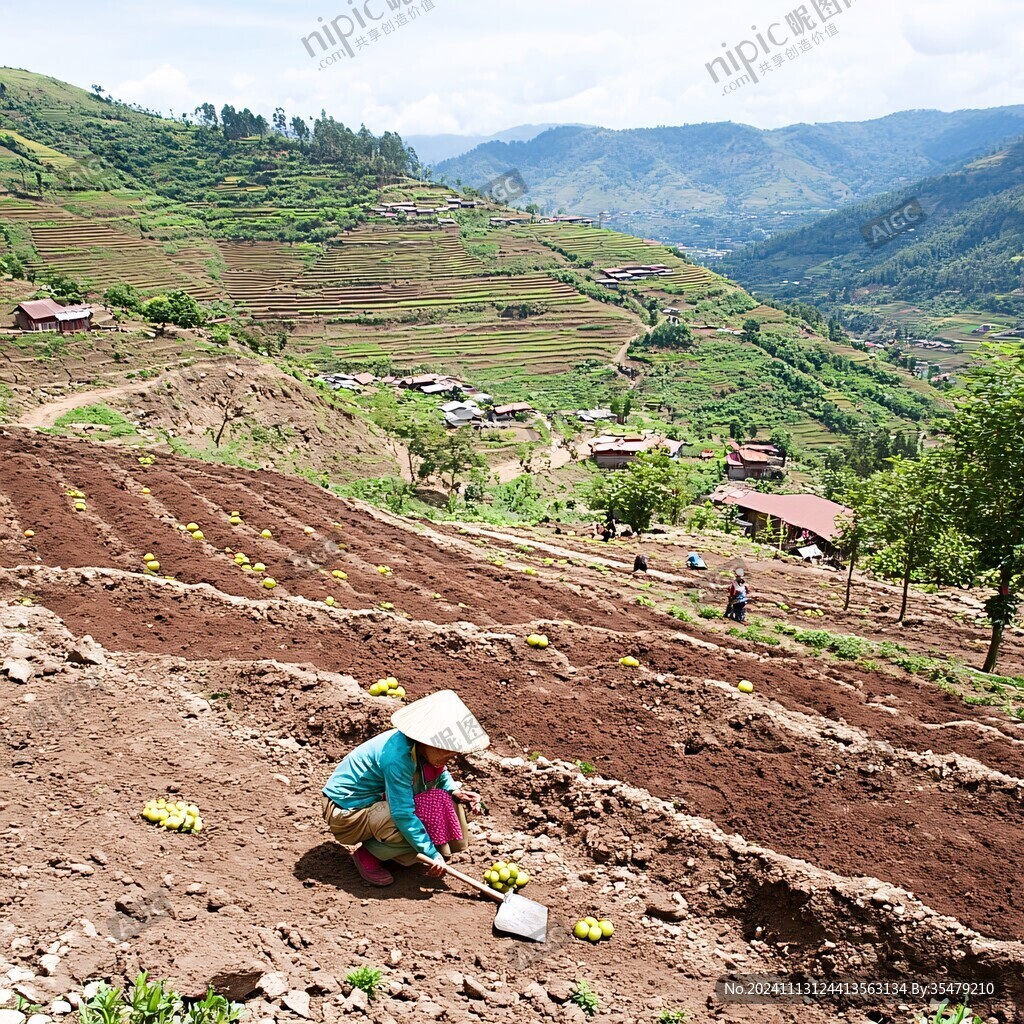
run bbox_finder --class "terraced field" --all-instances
[0,199,223,300]
[301,224,484,284]
[295,310,636,373]
[525,223,721,294]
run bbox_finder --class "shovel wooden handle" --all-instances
[416,853,505,903]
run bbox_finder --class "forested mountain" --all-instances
[721,140,1024,315]
[435,108,1024,247]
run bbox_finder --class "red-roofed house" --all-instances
[726,446,774,481]
[591,434,682,469]
[14,299,93,333]
[717,488,853,556]
[491,402,535,422]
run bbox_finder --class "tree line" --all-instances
[838,345,1024,674]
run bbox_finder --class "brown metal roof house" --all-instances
[14,299,93,334]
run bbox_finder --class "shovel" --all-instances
[416,854,548,942]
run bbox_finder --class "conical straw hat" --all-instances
[391,689,490,754]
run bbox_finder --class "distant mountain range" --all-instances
[434,108,1024,249]
[406,124,590,165]
[721,139,1024,316]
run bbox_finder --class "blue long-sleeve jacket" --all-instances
[323,729,457,858]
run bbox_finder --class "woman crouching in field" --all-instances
[321,690,487,887]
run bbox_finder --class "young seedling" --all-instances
[345,967,384,1002]
[569,980,600,1018]
[573,759,596,776]
[658,1011,688,1024]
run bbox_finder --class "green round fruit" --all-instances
[587,925,603,943]
[598,919,614,937]
[573,920,590,939]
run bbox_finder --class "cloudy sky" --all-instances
[1,0,1022,137]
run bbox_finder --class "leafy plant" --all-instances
[698,606,723,619]
[920,1003,982,1024]
[78,984,127,1024]
[569,980,600,1017]
[129,973,179,1024]
[345,967,384,1001]
[658,1011,688,1024]
[573,759,596,776]
[184,990,244,1024]
[669,605,692,623]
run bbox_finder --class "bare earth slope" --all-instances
[2,430,1023,1023]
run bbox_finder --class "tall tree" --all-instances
[854,457,946,622]
[941,346,1024,672]
[589,451,706,534]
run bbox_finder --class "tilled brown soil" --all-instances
[3,430,1024,1022]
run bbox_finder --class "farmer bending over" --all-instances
[321,690,488,887]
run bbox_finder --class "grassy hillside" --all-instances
[434,109,1024,248]
[722,139,1024,317]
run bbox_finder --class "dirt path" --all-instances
[16,364,202,428]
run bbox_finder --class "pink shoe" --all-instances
[352,848,394,887]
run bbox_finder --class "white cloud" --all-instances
[2,0,1023,135]
[115,64,198,114]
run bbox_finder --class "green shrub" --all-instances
[698,606,722,619]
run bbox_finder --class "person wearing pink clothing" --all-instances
[321,690,488,887]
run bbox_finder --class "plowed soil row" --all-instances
[2,430,1023,944]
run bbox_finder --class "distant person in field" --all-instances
[725,569,749,623]
[321,690,487,888]
[633,553,649,573]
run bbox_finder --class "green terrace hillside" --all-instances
[721,138,1024,316]
[433,108,1024,246]
[0,69,941,457]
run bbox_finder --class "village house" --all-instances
[576,408,615,423]
[591,434,683,469]
[490,402,534,423]
[440,400,483,429]
[725,442,785,481]
[712,487,853,559]
[13,299,93,334]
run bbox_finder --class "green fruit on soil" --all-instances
[262,578,277,590]
[573,920,590,939]
[261,529,272,539]
[587,925,602,943]
[186,523,199,533]
[514,872,529,888]
[738,680,754,694]
[584,917,598,928]
[598,919,614,937]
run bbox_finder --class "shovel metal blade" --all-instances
[494,892,547,942]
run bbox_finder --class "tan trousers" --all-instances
[321,795,470,865]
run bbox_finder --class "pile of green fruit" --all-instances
[573,916,614,942]
[483,860,530,893]
[369,677,406,699]
[142,797,203,834]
